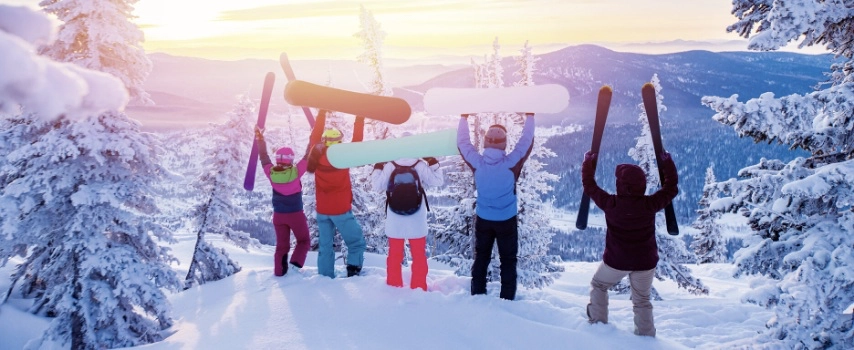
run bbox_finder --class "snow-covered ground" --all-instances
[0,225,776,349]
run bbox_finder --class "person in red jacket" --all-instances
[307,110,366,278]
[581,151,678,337]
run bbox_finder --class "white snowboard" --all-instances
[326,129,458,169]
[424,84,569,115]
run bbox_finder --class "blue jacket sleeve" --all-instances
[457,117,481,169]
[506,115,535,164]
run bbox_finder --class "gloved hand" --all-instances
[660,151,671,162]
[423,157,439,166]
[373,162,385,171]
[584,151,597,162]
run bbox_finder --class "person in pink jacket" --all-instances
[370,149,443,291]
[255,128,310,276]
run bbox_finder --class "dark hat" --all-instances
[615,164,647,196]
[484,124,507,150]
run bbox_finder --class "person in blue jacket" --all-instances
[457,113,535,300]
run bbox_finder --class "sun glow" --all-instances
[130,0,739,61]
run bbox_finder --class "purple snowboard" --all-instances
[243,72,275,191]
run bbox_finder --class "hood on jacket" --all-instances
[482,148,507,164]
[615,164,647,196]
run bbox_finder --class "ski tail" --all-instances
[576,85,613,230]
[641,83,679,235]
[243,72,276,191]
[279,52,316,129]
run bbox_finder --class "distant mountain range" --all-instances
[399,44,834,124]
[131,45,834,130]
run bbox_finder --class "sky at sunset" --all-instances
[9,0,825,62]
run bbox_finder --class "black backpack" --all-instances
[386,161,429,215]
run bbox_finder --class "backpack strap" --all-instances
[417,159,430,212]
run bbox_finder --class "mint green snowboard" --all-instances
[326,129,458,169]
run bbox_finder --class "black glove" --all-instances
[373,162,385,171]
[423,157,439,166]
[584,151,597,162]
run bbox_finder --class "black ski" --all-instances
[641,83,679,235]
[576,85,612,230]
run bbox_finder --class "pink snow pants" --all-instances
[272,211,311,276]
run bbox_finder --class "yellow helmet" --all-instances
[322,128,343,146]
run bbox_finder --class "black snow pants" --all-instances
[470,215,518,300]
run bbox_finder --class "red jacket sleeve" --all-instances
[309,109,328,147]
[351,116,365,143]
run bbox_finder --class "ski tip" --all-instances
[642,82,655,91]
[265,71,275,80]
[599,85,612,93]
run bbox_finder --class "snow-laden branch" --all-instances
[0,5,127,121]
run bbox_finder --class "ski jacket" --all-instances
[582,155,679,271]
[307,111,364,216]
[258,138,307,213]
[370,157,444,239]
[457,115,535,221]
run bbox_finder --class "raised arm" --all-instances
[649,152,679,211]
[256,127,272,166]
[417,158,444,187]
[506,114,535,164]
[581,152,610,207]
[370,162,389,192]
[309,109,328,146]
[351,116,365,143]
[456,115,481,168]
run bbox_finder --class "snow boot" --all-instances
[346,264,362,277]
[280,255,289,276]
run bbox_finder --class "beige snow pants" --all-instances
[587,262,656,337]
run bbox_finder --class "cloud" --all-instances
[217,0,471,22]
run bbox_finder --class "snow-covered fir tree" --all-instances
[701,2,854,348]
[352,5,391,255]
[432,56,489,277]
[627,75,708,296]
[39,0,153,105]
[0,112,182,349]
[690,165,727,263]
[0,3,182,347]
[514,41,537,87]
[184,96,260,289]
[511,41,564,288]
[354,4,391,98]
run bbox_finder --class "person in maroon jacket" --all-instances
[581,151,678,337]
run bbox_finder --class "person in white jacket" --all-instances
[371,152,444,291]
